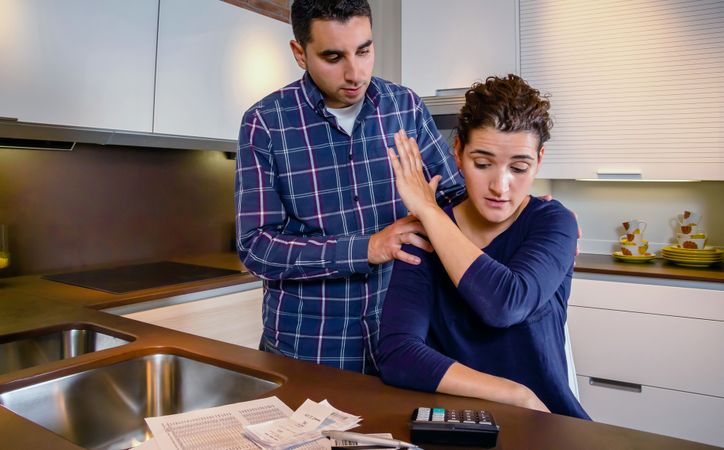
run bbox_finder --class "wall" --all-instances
[542,180,724,255]
[0,145,237,277]
[370,0,401,83]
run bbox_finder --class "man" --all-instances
[235,0,465,374]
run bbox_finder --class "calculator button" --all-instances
[415,408,431,421]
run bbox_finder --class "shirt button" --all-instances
[353,195,359,202]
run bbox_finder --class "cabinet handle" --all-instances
[589,377,642,393]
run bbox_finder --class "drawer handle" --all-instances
[589,377,642,393]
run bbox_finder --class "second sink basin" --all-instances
[0,325,133,375]
[0,353,281,450]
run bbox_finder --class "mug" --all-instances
[622,220,647,234]
[678,224,700,235]
[677,233,707,249]
[621,240,649,256]
[677,211,701,226]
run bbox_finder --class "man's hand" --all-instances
[368,215,432,265]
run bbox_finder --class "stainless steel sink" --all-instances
[0,353,281,450]
[0,325,133,375]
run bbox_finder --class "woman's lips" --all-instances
[484,197,509,208]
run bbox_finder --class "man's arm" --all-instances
[236,109,371,280]
[411,94,466,205]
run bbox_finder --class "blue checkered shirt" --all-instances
[235,73,465,373]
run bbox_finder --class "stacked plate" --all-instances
[660,246,723,267]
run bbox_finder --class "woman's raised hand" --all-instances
[387,130,442,218]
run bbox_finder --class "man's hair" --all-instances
[291,0,372,47]
[456,74,552,153]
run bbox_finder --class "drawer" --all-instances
[124,288,263,349]
[577,375,724,447]
[569,306,724,397]
[570,278,724,321]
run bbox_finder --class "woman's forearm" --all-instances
[437,362,550,413]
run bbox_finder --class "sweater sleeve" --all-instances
[457,201,578,328]
[376,246,456,392]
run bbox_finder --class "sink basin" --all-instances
[0,353,281,450]
[0,325,133,375]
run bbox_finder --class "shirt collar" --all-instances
[300,72,382,117]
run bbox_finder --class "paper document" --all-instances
[144,396,360,450]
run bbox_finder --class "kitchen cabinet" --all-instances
[519,0,724,180]
[153,0,302,140]
[400,0,518,97]
[568,276,724,447]
[0,0,157,132]
[123,287,264,349]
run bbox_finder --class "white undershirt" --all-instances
[327,101,364,135]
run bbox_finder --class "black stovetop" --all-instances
[43,261,243,294]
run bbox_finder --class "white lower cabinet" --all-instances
[124,288,263,349]
[577,375,724,447]
[568,277,724,447]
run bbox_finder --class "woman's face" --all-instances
[455,127,543,225]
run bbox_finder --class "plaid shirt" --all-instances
[235,73,464,373]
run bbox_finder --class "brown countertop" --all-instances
[0,252,719,315]
[574,253,723,284]
[0,253,259,310]
[0,294,716,450]
[0,252,721,449]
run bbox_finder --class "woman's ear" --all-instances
[453,136,463,169]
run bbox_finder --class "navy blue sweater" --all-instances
[376,197,590,419]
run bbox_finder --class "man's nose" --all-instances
[345,59,361,82]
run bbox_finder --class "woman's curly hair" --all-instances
[456,74,552,153]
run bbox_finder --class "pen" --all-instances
[321,430,417,449]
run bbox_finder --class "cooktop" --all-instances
[43,261,243,294]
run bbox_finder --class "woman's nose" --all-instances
[489,170,511,195]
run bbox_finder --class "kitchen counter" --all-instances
[574,253,723,284]
[0,252,721,449]
[0,294,718,450]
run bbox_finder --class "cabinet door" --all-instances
[400,0,518,97]
[577,375,724,447]
[123,288,264,349]
[0,0,157,132]
[568,305,724,398]
[153,0,302,140]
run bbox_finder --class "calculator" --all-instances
[410,407,499,447]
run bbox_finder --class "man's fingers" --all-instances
[429,175,441,193]
[393,249,422,265]
[404,232,434,253]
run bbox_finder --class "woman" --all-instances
[376,75,589,419]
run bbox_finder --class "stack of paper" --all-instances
[143,396,360,450]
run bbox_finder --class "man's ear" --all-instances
[290,40,307,70]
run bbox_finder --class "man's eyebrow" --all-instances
[357,39,373,50]
[319,40,373,57]
[469,149,535,160]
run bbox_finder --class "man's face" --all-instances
[291,16,374,108]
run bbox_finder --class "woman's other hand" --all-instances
[387,129,442,218]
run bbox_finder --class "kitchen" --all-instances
[1,0,723,449]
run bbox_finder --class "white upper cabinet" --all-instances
[400,0,518,97]
[0,0,157,132]
[520,0,724,180]
[153,0,302,140]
